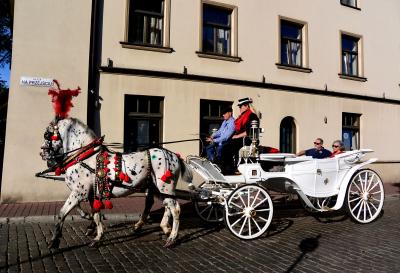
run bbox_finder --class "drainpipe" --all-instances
[87,0,103,136]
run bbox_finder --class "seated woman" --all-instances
[220,97,259,174]
[330,140,345,157]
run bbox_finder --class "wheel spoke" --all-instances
[238,194,247,208]
[365,173,375,192]
[239,216,247,235]
[357,174,364,191]
[370,190,382,195]
[228,211,244,216]
[230,201,243,210]
[363,201,366,221]
[251,217,262,232]
[250,189,261,207]
[366,202,373,219]
[247,188,250,207]
[199,205,210,216]
[206,206,213,220]
[255,208,271,212]
[248,218,252,237]
[369,201,378,211]
[356,200,364,219]
[367,181,380,193]
[231,215,245,228]
[349,196,361,203]
[352,180,363,193]
[351,199,362,213]
[253,197,269,209]
[258,216,270,222]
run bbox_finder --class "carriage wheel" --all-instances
[345,169,384,224]
[194,201,224,223]
[225,185,273,239]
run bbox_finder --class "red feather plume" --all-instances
[48,80,81,118]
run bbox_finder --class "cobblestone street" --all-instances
[0,196,399,273]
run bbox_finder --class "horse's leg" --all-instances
[160,205,172,236]
[89,211,105,247]
[134,188,155,232]
[76,204,93,220]
[163,198,180,248]
[48,192,80,249]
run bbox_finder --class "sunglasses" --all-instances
[332,145,340,148]
[314,142,322,145]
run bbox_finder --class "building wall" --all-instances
[101,0,400,99]
[1,0,92,202]
[1,0,400,202]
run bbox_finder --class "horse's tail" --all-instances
[179,157,193,183]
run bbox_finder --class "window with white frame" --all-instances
[127,0,167,47]
[341,34,360,76]
[280,20,304,67]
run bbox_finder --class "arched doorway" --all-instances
[280,116,296,153]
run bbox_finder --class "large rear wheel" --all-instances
[225,184,273,239]
[345,169,384,224]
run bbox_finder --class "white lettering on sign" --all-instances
[20,77,54,87]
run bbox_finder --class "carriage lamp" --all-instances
[249,120,259,144]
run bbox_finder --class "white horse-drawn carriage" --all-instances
[184,125,384,240]
[39,81,384,247]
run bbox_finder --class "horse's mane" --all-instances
[69,117,98,139]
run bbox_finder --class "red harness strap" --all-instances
[55,138,103,175]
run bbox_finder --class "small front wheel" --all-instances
[225,184,273,239]
[194,200,224,223]
[345,169,384,224]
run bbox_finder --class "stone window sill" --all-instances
[196,51,242,62]
[120,42,174,53]
[276,63,312,73]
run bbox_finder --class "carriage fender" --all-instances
[332,158,377,210]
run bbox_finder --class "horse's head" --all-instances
[40,117,97,167]
[40,118,64,167]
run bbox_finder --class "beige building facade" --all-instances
[2,0,400,202]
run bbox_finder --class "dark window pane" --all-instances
[342,35,358,52]
[132,0,163,13]
[203,5,230,26]
[341,0,357,7]
[149,100,160,113]
[281,21,302,40]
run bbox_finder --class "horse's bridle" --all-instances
[42,119,64,167]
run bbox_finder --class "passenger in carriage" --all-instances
[221,97,259,174]
[330,140,345,157]
[296,138,332,159]
[204,107,235,162]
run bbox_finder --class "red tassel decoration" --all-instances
[51,135,59,141]
[93,199,104,211]
[48,80,81,118]
[165,170,172,178]
[103,167,110,173]
[55,167,62,176]
[123,175,130,183]
[105,200,113,209]
[104,159,110,165]
[119,172,126,180]
[161,175,167,182]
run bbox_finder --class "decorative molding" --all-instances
[120,42,174,53]
[338,73,367,82]
[196,51,242,62]
[276,63,312,73]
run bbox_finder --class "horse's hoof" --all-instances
[48,238,60,249]
[163,239,176,248]
[85,228,96,236]
[89,240,99,248]
[133,225,142,233]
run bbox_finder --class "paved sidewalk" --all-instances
[0,183,399,223]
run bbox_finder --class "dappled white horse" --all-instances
[40,117,192,248]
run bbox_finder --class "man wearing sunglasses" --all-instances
[296,138,332,159]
